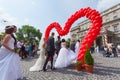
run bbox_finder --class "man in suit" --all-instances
[43,32,55,71]
[70,40,76,52]
[11,25,17,46]
[55,36,61,56]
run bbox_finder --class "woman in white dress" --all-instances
[29,35,46,71]
[54,39,78,68]
[0,26,22,80]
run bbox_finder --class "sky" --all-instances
[0,0,120,39]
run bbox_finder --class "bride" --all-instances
[29,35,46,71]
[54,39,78,68]
[0,26,22,80]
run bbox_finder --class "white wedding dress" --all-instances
[29,36,46,71]
[0,37,22,80]
[54,42,78,68]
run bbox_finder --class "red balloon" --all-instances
[44,7,102,67]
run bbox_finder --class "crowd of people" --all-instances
[90,44,120,57]
[103,44,120,57]
[16,40,38,59]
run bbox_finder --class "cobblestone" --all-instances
[20,53,120,80]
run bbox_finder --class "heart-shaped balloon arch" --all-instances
[44,7,102,66]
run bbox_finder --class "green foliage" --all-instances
[16,25,42,43]
[66,38,70,48]
[84,46,94,65]
[75,61,82,66]
[0,34,3,40]
[0,32,5,40]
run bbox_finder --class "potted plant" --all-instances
[84,46,94,73]
[74,61,82,71]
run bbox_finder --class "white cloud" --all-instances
[24,18,29,23]
[97,0,120,11]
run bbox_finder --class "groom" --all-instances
[43,32,55,71]
[11,25,17,46]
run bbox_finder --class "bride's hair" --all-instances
[61,39,65,42]
[5,25,14,34]
[2,26,14,39]
[77,40,80,42]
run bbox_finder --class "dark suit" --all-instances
[55,40,61,55]
[11,34,17,46]
[70,42,76,52]
[43,36,55,71]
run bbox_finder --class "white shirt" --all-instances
[17,41,22,48]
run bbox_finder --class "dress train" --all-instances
[29,36,46,71]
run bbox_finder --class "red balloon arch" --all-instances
[44,7,102,65]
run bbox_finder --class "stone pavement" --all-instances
[20,53,120,80]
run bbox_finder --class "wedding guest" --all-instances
[55,36,61,56]
[28,43,33,58]
[112,45,118,57]
[70,40,76,52]
[11,25,17,46]
[117,43,120,54]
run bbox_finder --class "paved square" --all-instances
[21,53,120,80]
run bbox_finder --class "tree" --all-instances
[0,32,5,40]
[66,38,71,48]
[0,34,2,40]
[84,46,94,65]
[16,25,42,43]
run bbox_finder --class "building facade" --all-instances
[70,3,120,47]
